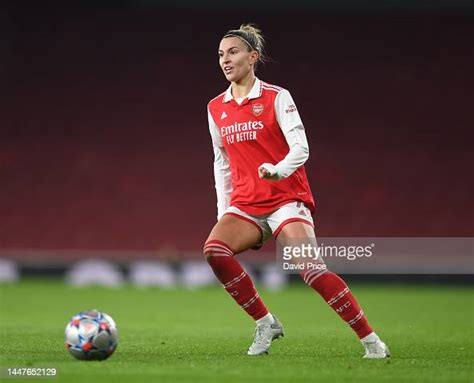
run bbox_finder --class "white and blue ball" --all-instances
[65,310,118,361]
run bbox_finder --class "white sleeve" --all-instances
[259,89,309,179]
[208,107,232,220]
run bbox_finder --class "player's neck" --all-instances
[231,73,256,99]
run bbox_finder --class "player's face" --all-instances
[218,37,257,83]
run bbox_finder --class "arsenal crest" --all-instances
[252,103,264,116]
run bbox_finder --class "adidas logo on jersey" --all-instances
[221,111,227,119]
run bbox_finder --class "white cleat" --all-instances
[247,315,284,356]
[361,333,390,359]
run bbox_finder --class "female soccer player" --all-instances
[204,24,389,358]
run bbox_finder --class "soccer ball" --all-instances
[65,309,118,361]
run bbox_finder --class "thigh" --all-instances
[277,220,316,240]
[205,214,262,254]
[276,221,317,251]
[277,221,326,271]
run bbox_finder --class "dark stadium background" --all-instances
[0,0,472,276]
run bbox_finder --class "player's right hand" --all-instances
[258,163,281,181]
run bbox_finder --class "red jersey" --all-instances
[208,78,315,216]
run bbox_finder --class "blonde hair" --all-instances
[223,23,268,69]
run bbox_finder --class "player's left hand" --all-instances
[258,163,281,181]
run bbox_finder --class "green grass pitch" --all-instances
[0,280,473,382]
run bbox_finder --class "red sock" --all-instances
[302,269,373,339]
[204,240,268,321]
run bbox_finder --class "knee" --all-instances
[202,240,215,260]
[203,239,234,260]
[300,266,329,286]
[202,244,213,260]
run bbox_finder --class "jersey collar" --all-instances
[223,77,262,103]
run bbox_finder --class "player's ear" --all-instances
[249,50,259,65]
